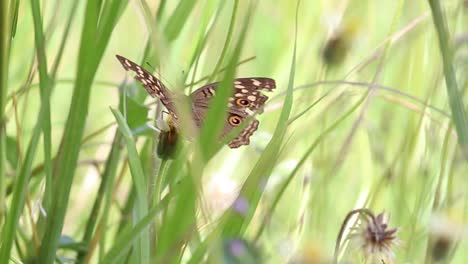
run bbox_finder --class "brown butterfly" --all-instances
[116,55,275,148]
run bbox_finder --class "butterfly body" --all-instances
[116,55,275,148]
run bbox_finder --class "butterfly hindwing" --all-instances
[191,77,275,113]
[228,119,260,148]
[191,78,276,148]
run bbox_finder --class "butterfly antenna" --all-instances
[145,61,155,71]
[161,110,171,119]
[145,61,179,90]
[185,55,256,87]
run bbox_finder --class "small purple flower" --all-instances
[227,239,247,257]
[232,196,249,215]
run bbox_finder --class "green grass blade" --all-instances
[198,0,243,159]
[0,121,42,262]
[153,169,197,262]
[37,0,127,262]
[50,0,80,79]
[111,108,149,264]
[220,0,300,237]
[9,0,19,38]
[206,0,238,84]
[0,0,16,225]
[255,97,361,239]
[40,0,80,216]
[30,0,53,239]
[37,0,99,259]
[101,195,170,264]
[164,1,197,42]
[428,0,468,158]
[76,134,123,263]
[187,1,222,93]
[0,0,55,260]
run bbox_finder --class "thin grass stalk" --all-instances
[221,0,299,237]
[187,1,299,260]
[0,0,55,261]
[41,0,80,216]
[101,166,134,264]
[101,194,171,264]
[187,56,256,88]
[330,0,404,177]
[187,1,222,93]
[427,0,468,158]
[76,134,123,263]
[163,1,197,42]
[254,94,360,240]
[198,0,243,159]
[0,98,44,262]
[39,0,128,260]
[153,145,196,262]
[0,0,16,223]
[206,0,238,84]
[30,0,54,238]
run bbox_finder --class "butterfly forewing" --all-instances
[115,55,177,116]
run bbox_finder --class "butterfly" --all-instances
[116,55,275,148]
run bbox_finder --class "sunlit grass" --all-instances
[0,0,467,263]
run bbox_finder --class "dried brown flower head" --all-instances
[335,209,400,264]
[357,213,398,262]
[353,212,399,263]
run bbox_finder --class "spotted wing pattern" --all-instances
[191,78,275,114]
[116,54,276,148]
[228,120,260,148]
[115,55,178,119]
[190,78,276,148]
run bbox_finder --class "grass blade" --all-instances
[198,0,243,159]
[0,0,17,225]
[164,1,197,42]
[0,0,54,261]
[221,0,300,237]
[101,195,170,264]
[37,0,128,262]
[255,97,361,239]
[111,108,150,264]
[427,0,468,158]
[76,134,123,263]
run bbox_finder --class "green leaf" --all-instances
[221,0,300,237]
[119,95,149,130]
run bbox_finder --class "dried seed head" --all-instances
[351,212,400,263]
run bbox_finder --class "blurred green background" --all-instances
[1,0,467,263]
